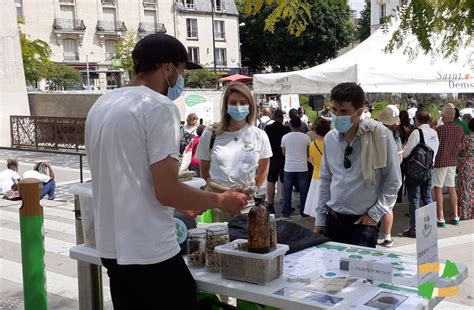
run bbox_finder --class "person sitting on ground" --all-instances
[0,159,21,195]
[23,161,56,199]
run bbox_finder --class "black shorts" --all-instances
[267,159,285,183]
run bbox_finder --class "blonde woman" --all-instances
[196,82,272,222]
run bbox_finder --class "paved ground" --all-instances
[0,150,472,309]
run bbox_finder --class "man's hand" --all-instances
[314,226,327,235]
[217,190,250,215]
[354,214,377,226]
[182,210,204,218]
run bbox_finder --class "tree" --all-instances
[385,0,473,60]
[356,0,370,42]
[116,31,137,79]
[240,0,353,72]
[183,69,225,88]
[45,63,82,90]
[241,0,472,59]
[19,31,52,86]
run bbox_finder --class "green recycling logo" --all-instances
[418,261,460,299]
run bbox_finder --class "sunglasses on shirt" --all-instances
[344,144,353,169]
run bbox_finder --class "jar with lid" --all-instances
[187,228,206,267]
[247,196,270,254]
[205,225,229,272]
[269,214,277,251]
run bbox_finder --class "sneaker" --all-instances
[48,196,56,200]
[381,238,394,247]
[402,228,416,238]
[437,220,446,227]
[300,213,309,218]
[450,217,460,225]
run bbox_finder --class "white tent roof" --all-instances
[253,25,474,94]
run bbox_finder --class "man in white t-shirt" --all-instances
[85,33,248,309]
[257,107,274,129]
[0,159,20,195]
[268,96,279,110]
[281,117,311,218]
[407,101,418,126]
[23,161,56,199]
[298,107,309,125]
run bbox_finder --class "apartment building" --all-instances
[16,0,240,90]
[370,0,408,33]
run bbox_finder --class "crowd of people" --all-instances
[177,85,473,250]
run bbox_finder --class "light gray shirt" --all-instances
[316,128,402,227]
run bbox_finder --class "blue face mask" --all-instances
[332,115,353,133]
[227,105,249,121]
[164,64,184,101]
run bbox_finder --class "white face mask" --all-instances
[163,64,184,101]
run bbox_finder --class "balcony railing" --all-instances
[143,0,157,4]
[101,0,115,5]
[53,18,86,31]
[59,0,75,4]
[97,20,126,32]
[63,52,79,61]
[138,22,166,34]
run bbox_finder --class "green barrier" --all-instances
[19,179,48,310]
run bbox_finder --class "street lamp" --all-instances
[85,52,94,90]
[211,0,216,72]
[238,22,245,74]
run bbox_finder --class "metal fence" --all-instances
[10,116,86,151]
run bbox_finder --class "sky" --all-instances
[349,0,366,18]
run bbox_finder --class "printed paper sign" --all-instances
[184,93,214,125]
[349,259,393,283]
[415,202,438,286]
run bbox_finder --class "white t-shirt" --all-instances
[85,85,181,265]
[269,100,279,110]
[0,169,20,194]
[402,124,440,164]
[408,107,418,125]
[257,116,274,127]
[196,125,272,187]
[300,114,309,124]
[360,111,372,120]
[23,170,50,183]
[281,132,311,172]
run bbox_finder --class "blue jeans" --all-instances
[283,171,309,215]
[41,180,56,199]
[406,172,433,231]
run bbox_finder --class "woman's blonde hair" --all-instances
[215,82,256,135]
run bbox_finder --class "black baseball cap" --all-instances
[132,33,202,73]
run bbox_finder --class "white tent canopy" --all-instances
[253,25,474,94]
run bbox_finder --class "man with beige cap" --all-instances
[433,105,465,227]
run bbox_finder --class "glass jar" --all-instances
[247,197,270,254]
[205,225,229,272]
[187,228,206,267]
[269,214,277,251]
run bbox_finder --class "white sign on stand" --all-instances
[415,202,439,286]
[280,94,300,113]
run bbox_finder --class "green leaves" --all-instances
[116,31,137,79]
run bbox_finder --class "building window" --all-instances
[380,4,386,19]
[15,0,23,17]
[400,0,408,5]
[214,20,225,40]
[183,0,195,9]
[215,48,226,67]
[105,40,117,60]
[144,9,157,26]
[63,38,79,61]
[186,19,198,39]
[103,7,117,22]
[187,47,199,64]
[214,0,223,12]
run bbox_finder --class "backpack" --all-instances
[405,129,434,182]
[179,128,196,155]
[257,118,271,130]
